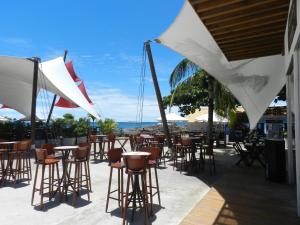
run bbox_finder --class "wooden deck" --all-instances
[180,166,300,225]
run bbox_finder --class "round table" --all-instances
[53,145,79,199]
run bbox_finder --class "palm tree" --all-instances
[169,59,237,151]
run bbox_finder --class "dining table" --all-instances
[53,145,79,199]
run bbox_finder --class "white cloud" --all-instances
[87,82,160,121]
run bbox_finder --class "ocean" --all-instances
[116,121,187,130]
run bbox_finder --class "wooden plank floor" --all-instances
[180,166,300,225]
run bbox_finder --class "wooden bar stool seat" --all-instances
[31,148,61,209]
[105,148,125,213]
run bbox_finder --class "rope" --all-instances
[136,43,147,128]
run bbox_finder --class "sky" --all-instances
[0,0,185,121]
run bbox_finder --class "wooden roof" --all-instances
[189,0,290,61]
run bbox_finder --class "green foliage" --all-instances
[165,58,239,121]
[52,113,90,137]
[74,118,89,137]
[228,110,238,129]
[97,118,117,134]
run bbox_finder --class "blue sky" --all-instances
[0,0,185,121]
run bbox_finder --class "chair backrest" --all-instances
[107,133,115,141]
[15,140,31,151]
[129,135,135,151]
[141,146,160,161]
[154,135,165,144]
[42,143,56,156]
[73,146,89,160]
[123,155,147,172]
[89,134,97,142]
[181,138,192,146]
[107,148,122,163]
[35,148,47,163]
[0,139,7,149]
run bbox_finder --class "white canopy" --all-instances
[157,1,285,129]
[195,112,228,123]
[156,113,188,122]
[0,56,99,119]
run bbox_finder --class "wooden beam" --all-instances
[227,50,280,61]
[204,3,289,26]
[211,19,286,37]
[221,41,284,53]
[219,36,284,50]
[190,0,239,12]
[208,11,287,32]
[217,30,285,45]
[198,0,286,19]
[224,45,283,56]
[214,23,286,41]
[31,57,40,145]
[145,41,172,149]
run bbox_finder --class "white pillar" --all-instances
[293,49,300,216]
[287,73,295,184]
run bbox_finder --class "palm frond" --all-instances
[169,58,200,89]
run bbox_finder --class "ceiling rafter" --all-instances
[189,0,289,60]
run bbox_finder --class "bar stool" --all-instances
[175,138,192,173]
[203,138,216,175]
[41,143,57,159]
[64,146,90,206]
[123,154,149,225]
[89,134,100,160]
[102,133,115,159]
[78,143,92,192]
[153,135,165,166]
[6,140,32,184]
[105,148,124,213]
[31,148,61,209]
[0,149,6,184]
[142,147,161,214]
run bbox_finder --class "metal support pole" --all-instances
[46,50,68,126]
[30,57,40,145]
[145,41,172,148]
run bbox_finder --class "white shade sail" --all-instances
[156,113,188,122]
[0,56,100,119]
[195,112,228,123]
[157,1,285,129]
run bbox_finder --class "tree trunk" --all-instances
[207,74,214,152]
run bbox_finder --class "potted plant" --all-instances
[74,117,89,144]
[98,118,117,135]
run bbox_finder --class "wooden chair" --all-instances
[31,148,61,209]
[102,133,115,159]
[63,147,90,206]
[89,134,100,160]
[233,142,250,166]
[64,146,91,206]
[6,140,32,184]
[142,146,161,214]
[105,148,124,213]
[41,143,57,159]
[122,155,149,225]
[203,139,216,175]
